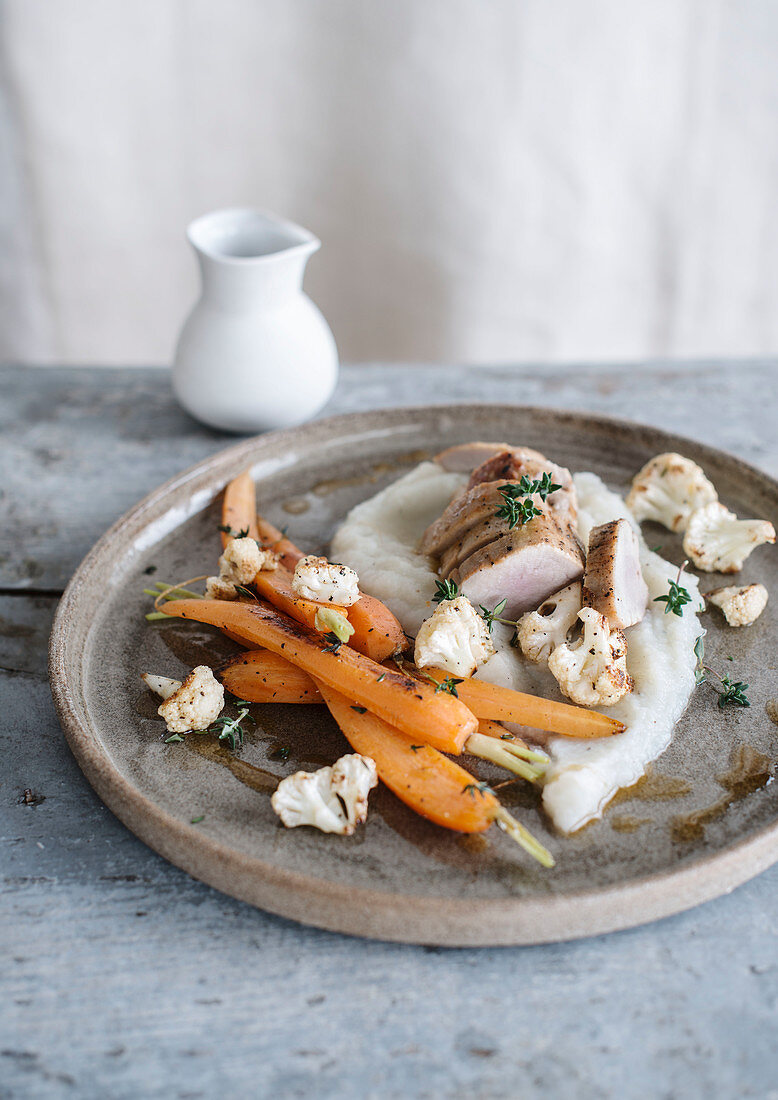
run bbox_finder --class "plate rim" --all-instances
[49,402,778,946]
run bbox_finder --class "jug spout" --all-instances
[187,208,320,305]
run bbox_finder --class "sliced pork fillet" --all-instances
[420,480,517,557]
[582,518,649,629]
[438,514,511,577]
[466,450,577,520]
[453,512,586,619]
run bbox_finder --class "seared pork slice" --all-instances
[453,513,586,619]
[466,450,577,520]
[438,514,511,577]
[435,441,518,472]
[582,519,648,629]
[420,480,517,557]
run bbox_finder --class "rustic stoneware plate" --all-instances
[49,405,778,946]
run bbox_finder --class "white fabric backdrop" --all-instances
[2,0,778,366]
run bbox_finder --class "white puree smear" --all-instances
[331,461,702,834]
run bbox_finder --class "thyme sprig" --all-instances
[479,598,512,634]
[654,560,692,617]
[496,487,542,529]
[435,675,463,697]
[432,578,460,603]
[206,703,254,750]
[715,676,751,709]
[417,669,464,696]
[693,636,751,708]
[494,472,562,529]
[516,472,563,501]
[321,632,344,654]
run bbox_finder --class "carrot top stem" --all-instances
[465,733,545,784]
[152,576,209,610]
[494,807,555,867]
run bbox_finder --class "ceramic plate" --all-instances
[49,406,778,945]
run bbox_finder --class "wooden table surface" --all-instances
[2,362,777,1099]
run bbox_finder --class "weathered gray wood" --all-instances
[2,362,778,1099]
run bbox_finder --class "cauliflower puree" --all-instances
[332,461,703,835]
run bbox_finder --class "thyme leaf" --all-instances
[434,675,463,697]
[654,560,692,616]
[463,780,495,798]
[432,578,460,603]
[496,487,542,529]
[716,676,750,709]
[217,523,250,539]
[479,598,509,633]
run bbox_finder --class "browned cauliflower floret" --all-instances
[626,453,717,532]
[205,575,241,600]
[516,582,582,664]
[547,607,632,707]
[157,665,224,733]
[270,754,378,834]
[706,583,768,627]
[291,555,360,606]
[414,596,495,677]
[682,503,775,573]
[205,536,279,598]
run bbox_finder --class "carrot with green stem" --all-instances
[160,599,477,751]
[216,646,544,782]
[218,471,405,659]
[318,681,554,866]
[215,642,616,748]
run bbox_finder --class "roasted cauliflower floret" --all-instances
[205,536,278,598]
[414,595,496,677]
[626,453,718,532]
[516,582,582,664]
[271,754,378,835]
[682,502,775,573]
[205,575,242,600]
[291,555,360,606]
[156,665,225,733]
[706,583,768,627]
[547,607,632,707]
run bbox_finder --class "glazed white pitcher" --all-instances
[172,208,338,432]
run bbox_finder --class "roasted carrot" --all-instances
[343,592,406,661]
[217,648,544,779]
[219,650,323,704]
[253,566,404,662]
[253,568,350,633]
[422,667,625,739]
[254,515,304,570]
[220,472,405,659]
[319,682,553,864]
[161,599,477,751]
[220,470,302,565]
[220,471,261,547]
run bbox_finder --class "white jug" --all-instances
[173,208,338,432]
